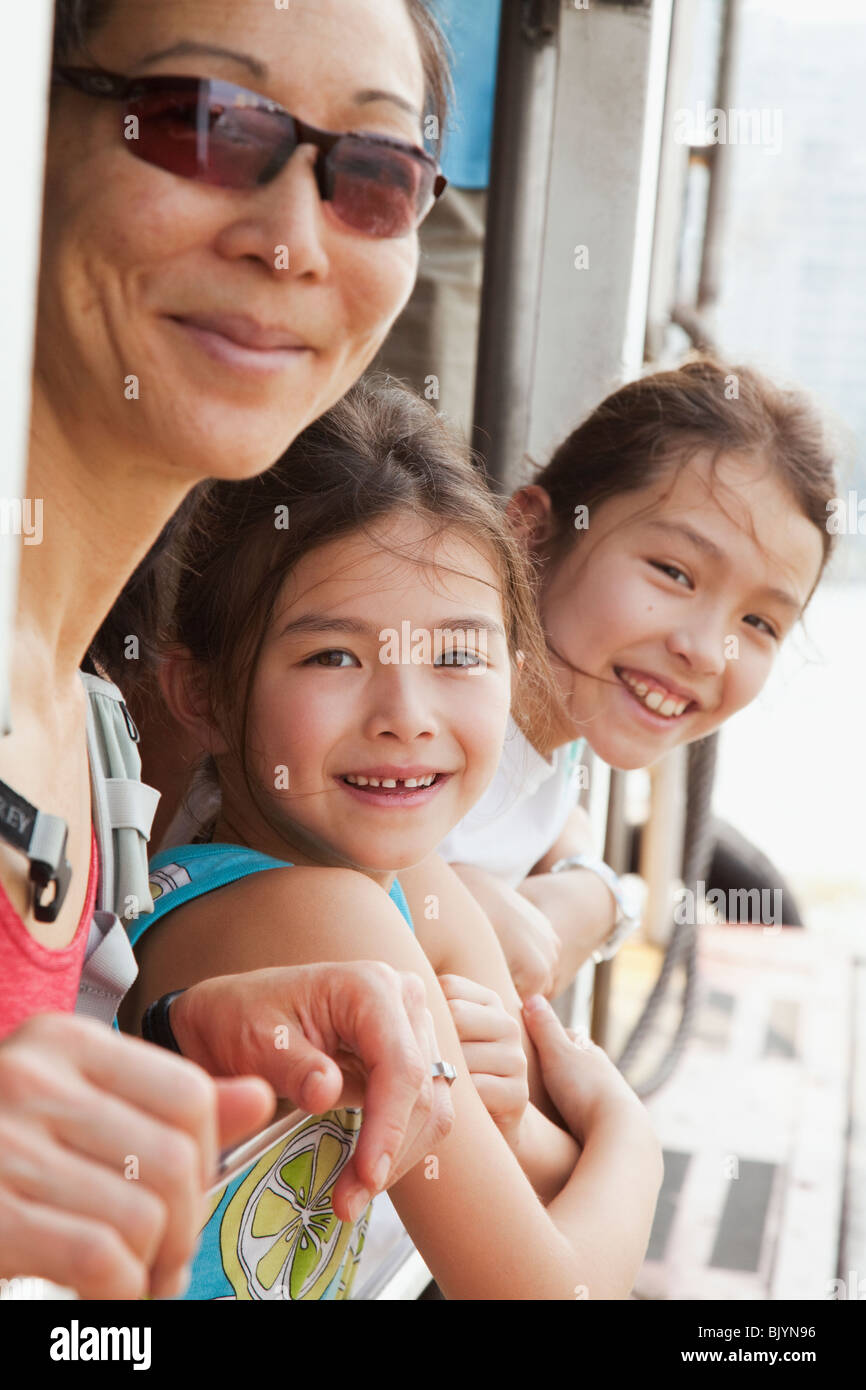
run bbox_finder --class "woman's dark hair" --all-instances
[52,0,451,136]
[530,355,838,605]
[163,378,562,778]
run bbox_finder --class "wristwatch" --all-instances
[141,990,187,1052]
[549,853,643,963]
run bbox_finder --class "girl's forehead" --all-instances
[636,447,766,508]
[274,521,505,615]
[597,449,824,596]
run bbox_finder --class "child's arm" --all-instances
[438,972,577,1203]
[438,974,528,1151]
[402,853,561,1120]
[133,865,662,1300]
[517,871,617,996]
[445,805,612,999]
[401,853,615,1200]
[448,860,563,999]
[522,803,619,996]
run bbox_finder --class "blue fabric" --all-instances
[136,841,414,939]
[129,843,296,947]
[432,0,502,188]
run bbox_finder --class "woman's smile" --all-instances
[39,0,427,485]
[168,313,315,376]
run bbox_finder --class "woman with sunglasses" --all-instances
[0,0,457,1301]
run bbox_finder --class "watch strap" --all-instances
[549,853,640,962]
[550,852,624,918]
[141,989,187,1053]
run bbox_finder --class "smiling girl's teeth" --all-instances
[619,670,689,719]
[344,773,437,788]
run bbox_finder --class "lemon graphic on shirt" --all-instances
[220,1109,363,1300]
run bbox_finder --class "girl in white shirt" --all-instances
[424,356,838,998]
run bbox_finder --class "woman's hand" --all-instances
[438,974,529,1150]
[521,995,649,1147]
[0,1013,273,1300]
[171,960,456,1219]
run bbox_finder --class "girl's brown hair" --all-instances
[166,378,563,789]
[531,355,838,605]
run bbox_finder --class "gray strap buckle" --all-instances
[0,779,73,923]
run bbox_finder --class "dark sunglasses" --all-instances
[52,67,446,239]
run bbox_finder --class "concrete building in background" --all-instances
[713,0,866,572]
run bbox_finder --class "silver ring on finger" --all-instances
[430,1060,458,1085]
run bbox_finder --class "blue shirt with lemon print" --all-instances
[130,843,415,1301]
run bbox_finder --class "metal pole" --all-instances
[697,0,743,311]
[590,767,631,1049]
[472,0,561,489]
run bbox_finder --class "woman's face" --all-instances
[223,513,514,882]
[523,451,825,770]
[38,0,426,481]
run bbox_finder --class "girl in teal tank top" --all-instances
[126,381,564,1300]
[131,844,415,1300]
[127,382,669,1301]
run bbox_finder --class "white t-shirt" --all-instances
[436,716,587,886]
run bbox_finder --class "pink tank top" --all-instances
[0,827,98,1041]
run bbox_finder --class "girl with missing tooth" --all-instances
[122,378,664,1300]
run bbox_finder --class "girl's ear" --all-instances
[506,486,556,552]
[157,645,230,758]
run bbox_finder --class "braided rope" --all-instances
[615,732,719,1096]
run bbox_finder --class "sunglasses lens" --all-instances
[123,79,438,235]
[328,139,431,237]
[131,86,295,187]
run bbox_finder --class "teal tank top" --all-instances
[131,842,415,1301]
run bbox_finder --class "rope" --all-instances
[615,732,719,1096]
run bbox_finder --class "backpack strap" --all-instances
[81,672,160,918]
[76,908,141,1026]
[76,671,161,1025]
